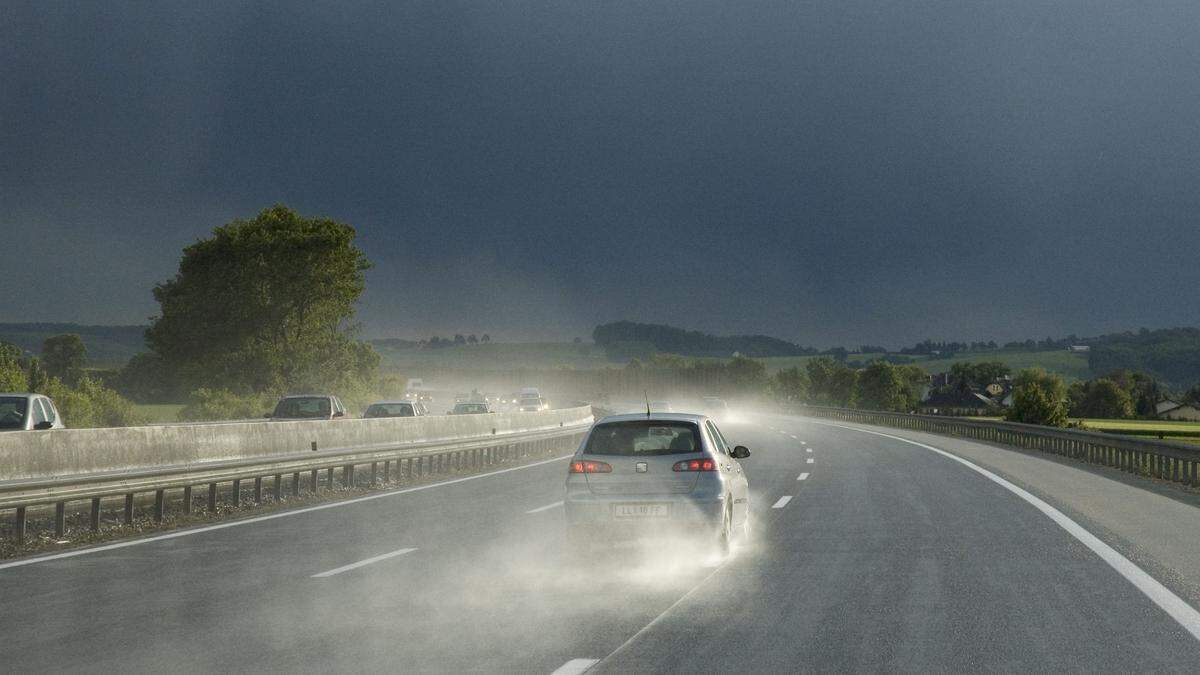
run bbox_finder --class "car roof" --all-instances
[0,392,38,398]
[597,412,709,424]
[280,394,336,399]
[368,400,415,406]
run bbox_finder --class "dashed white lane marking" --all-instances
[0,454,573,572]
[789,434,798,440]
[772,496,793,509]
[812,419,1200,643]
[312,547,417,578]
[550,658,599,675]
[526,501,564,514]
[806,448,812,453]
[797,473,810,481]
[806,458,814,464]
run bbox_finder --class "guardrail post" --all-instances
[371,462,378,485]
[182,486,192,515]
[14,506,26,544]
[124,493,135,524]
[310,469,319,492]
[254,477,263,504]
[293,472,301,496]
[232,479,242,506]
[326,467,334,489]
[274,474,283,500]
[208,483,218,512]
[154,490,165,523]
[383,460,390,483]
[345,464,355,487]
[55,501,66,538]
[91,497,102,530]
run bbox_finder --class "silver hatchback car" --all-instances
[0,393,65,431]
[564,413,751,554]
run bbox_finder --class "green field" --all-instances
[1073,418,1200,443]
[132,404,185,424]
[918,350,1091,381]
[1075,418,1200,432]
[755,350,1091,381]
[970,416,1200,444]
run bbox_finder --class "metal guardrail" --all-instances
[793,406,1200,488]
[1,419,590,544]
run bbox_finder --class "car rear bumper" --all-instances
[564,492,725,537]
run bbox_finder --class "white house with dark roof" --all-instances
[1156,400,1200,421]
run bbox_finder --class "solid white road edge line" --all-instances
[813,419,1200,643]
[312,547,417,578]
[0,454,573,572]
[797,473,810,481]
[550,658,600,675]
[526,501,564,514]
[772,496,793,509]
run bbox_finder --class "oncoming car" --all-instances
[362,401,424,418]
[450,402,491,415]
[564,413,750,554]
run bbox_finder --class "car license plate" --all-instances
[613,503,670,518]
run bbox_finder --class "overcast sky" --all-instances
[3,1,1199,348]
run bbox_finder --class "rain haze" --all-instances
[6,4,1200,673]
[4,1,1200,345]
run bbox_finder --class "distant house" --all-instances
[919,389,1000,416]
[1156,400,1200,421]
[1067,345,1091,353]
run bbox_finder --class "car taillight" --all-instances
[569,460,612,474]
[672,459,716,472]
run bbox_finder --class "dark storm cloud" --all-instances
[3,1,1199,347]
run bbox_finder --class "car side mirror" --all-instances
[333,411,345,418]
[34,420,54,430]
[731,445,751,459]
[264,413,272,419]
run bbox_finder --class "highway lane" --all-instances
[2,415,1199,672]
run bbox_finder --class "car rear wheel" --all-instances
[715,504,732,556]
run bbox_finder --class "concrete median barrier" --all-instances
[0,407,593,481]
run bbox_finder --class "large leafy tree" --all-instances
[771,366,809,403]
[806,357,857,406]
[853,361,906,411]
[853,361,927,412]
[947,361,1010,392]
[1006,368,1068,427]
[146,205,375,394]
[41,333,87,386]
[1067,378,1135,419]
[0,342,28,391]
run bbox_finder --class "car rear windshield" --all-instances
[273,397,331,418]
[365,403,414,418]
[0,397,28,430]
[583,421,702,456]
[455,404,488,413]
